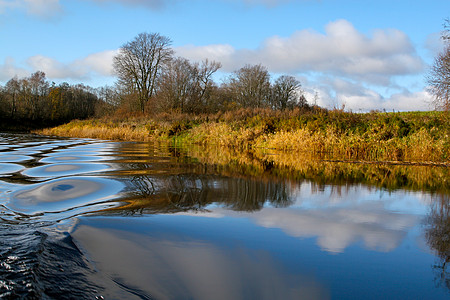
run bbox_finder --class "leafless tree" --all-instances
[4,76,20,118]
[157,58,221,113]
[427,20,450,111]
[28,71,49,119]
[158,57,194,112]
[271,75,302,110]
[191,59,221,112]
[113,32,174,112]
[228,64,271,108]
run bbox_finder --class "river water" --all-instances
[0,132,448,299]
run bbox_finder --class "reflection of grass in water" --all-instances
[181,144,449,194]
[98,142,448,216]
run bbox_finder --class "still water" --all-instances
[0,133,448,299]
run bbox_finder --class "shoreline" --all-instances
[35,110,449,164]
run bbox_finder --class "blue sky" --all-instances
[0,0,448,111]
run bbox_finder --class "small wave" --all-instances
[0,224,103,299]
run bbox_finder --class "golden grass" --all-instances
[38,120,154,141]
[35,110,449,164]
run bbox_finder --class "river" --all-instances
[0,132,448,299]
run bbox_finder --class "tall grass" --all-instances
[36,109,449,163]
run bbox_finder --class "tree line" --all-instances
[113,32,309,114]
[1,23,448,129]
[0,71,109,129]
[0,32,310,129]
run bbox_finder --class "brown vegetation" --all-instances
[37,108,449,164]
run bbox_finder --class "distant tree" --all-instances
[113,32,174,112]
[157,58,221,113]
[94,85,121,116]
[271,75,302,110]
[190,59,222,113]
[228,64,271,108]
[4,76,20,119]
[427,19,450,111]
[158,57,195,112]
[28,71,49,120]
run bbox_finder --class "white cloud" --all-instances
[0,57,29,81]
[300,76,432,111]
[176,19,425,84]
[26,50,117,80]
[26,55,80,79]
[0,0,62,18]
[73,50,119,77]
[0,50,117,84]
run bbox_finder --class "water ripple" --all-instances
[21,163,112,179]
[7,177,124,216]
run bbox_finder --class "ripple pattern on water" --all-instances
[0,134,124,221]
[8,177,123,215]
[22,163,111,178]
[0,163,25,175]
[0,155,33,163]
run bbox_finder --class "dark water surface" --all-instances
[0,133,448,299]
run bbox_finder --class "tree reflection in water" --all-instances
[104,141,448,217]
[91,141,449,297]
[426,195,450,291]
[117,173,294,214]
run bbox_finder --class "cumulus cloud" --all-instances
[176,19,425,84]
[26,55,79,79]
[175,20,429,111]
[73,50,118,77]
[27,50,118,80]
[0,57,29,81]
[0,0,63,18]
[302,76,433,111]
[0,50,117,83]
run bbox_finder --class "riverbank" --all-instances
[36,109,449,163]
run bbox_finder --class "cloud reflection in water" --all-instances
[73,221,330,300]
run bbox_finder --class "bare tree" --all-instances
[228,64,271,108]
[113,32,174,112]
[427,19,450,111]
[157,58,221,113]
[427,47,450,110]
[28,71,49,120]
[271,75,302,110]
[4,76,20,118]
[191,59,221,112]
[158,57,195,112]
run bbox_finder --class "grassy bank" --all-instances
[37,109,449,163]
